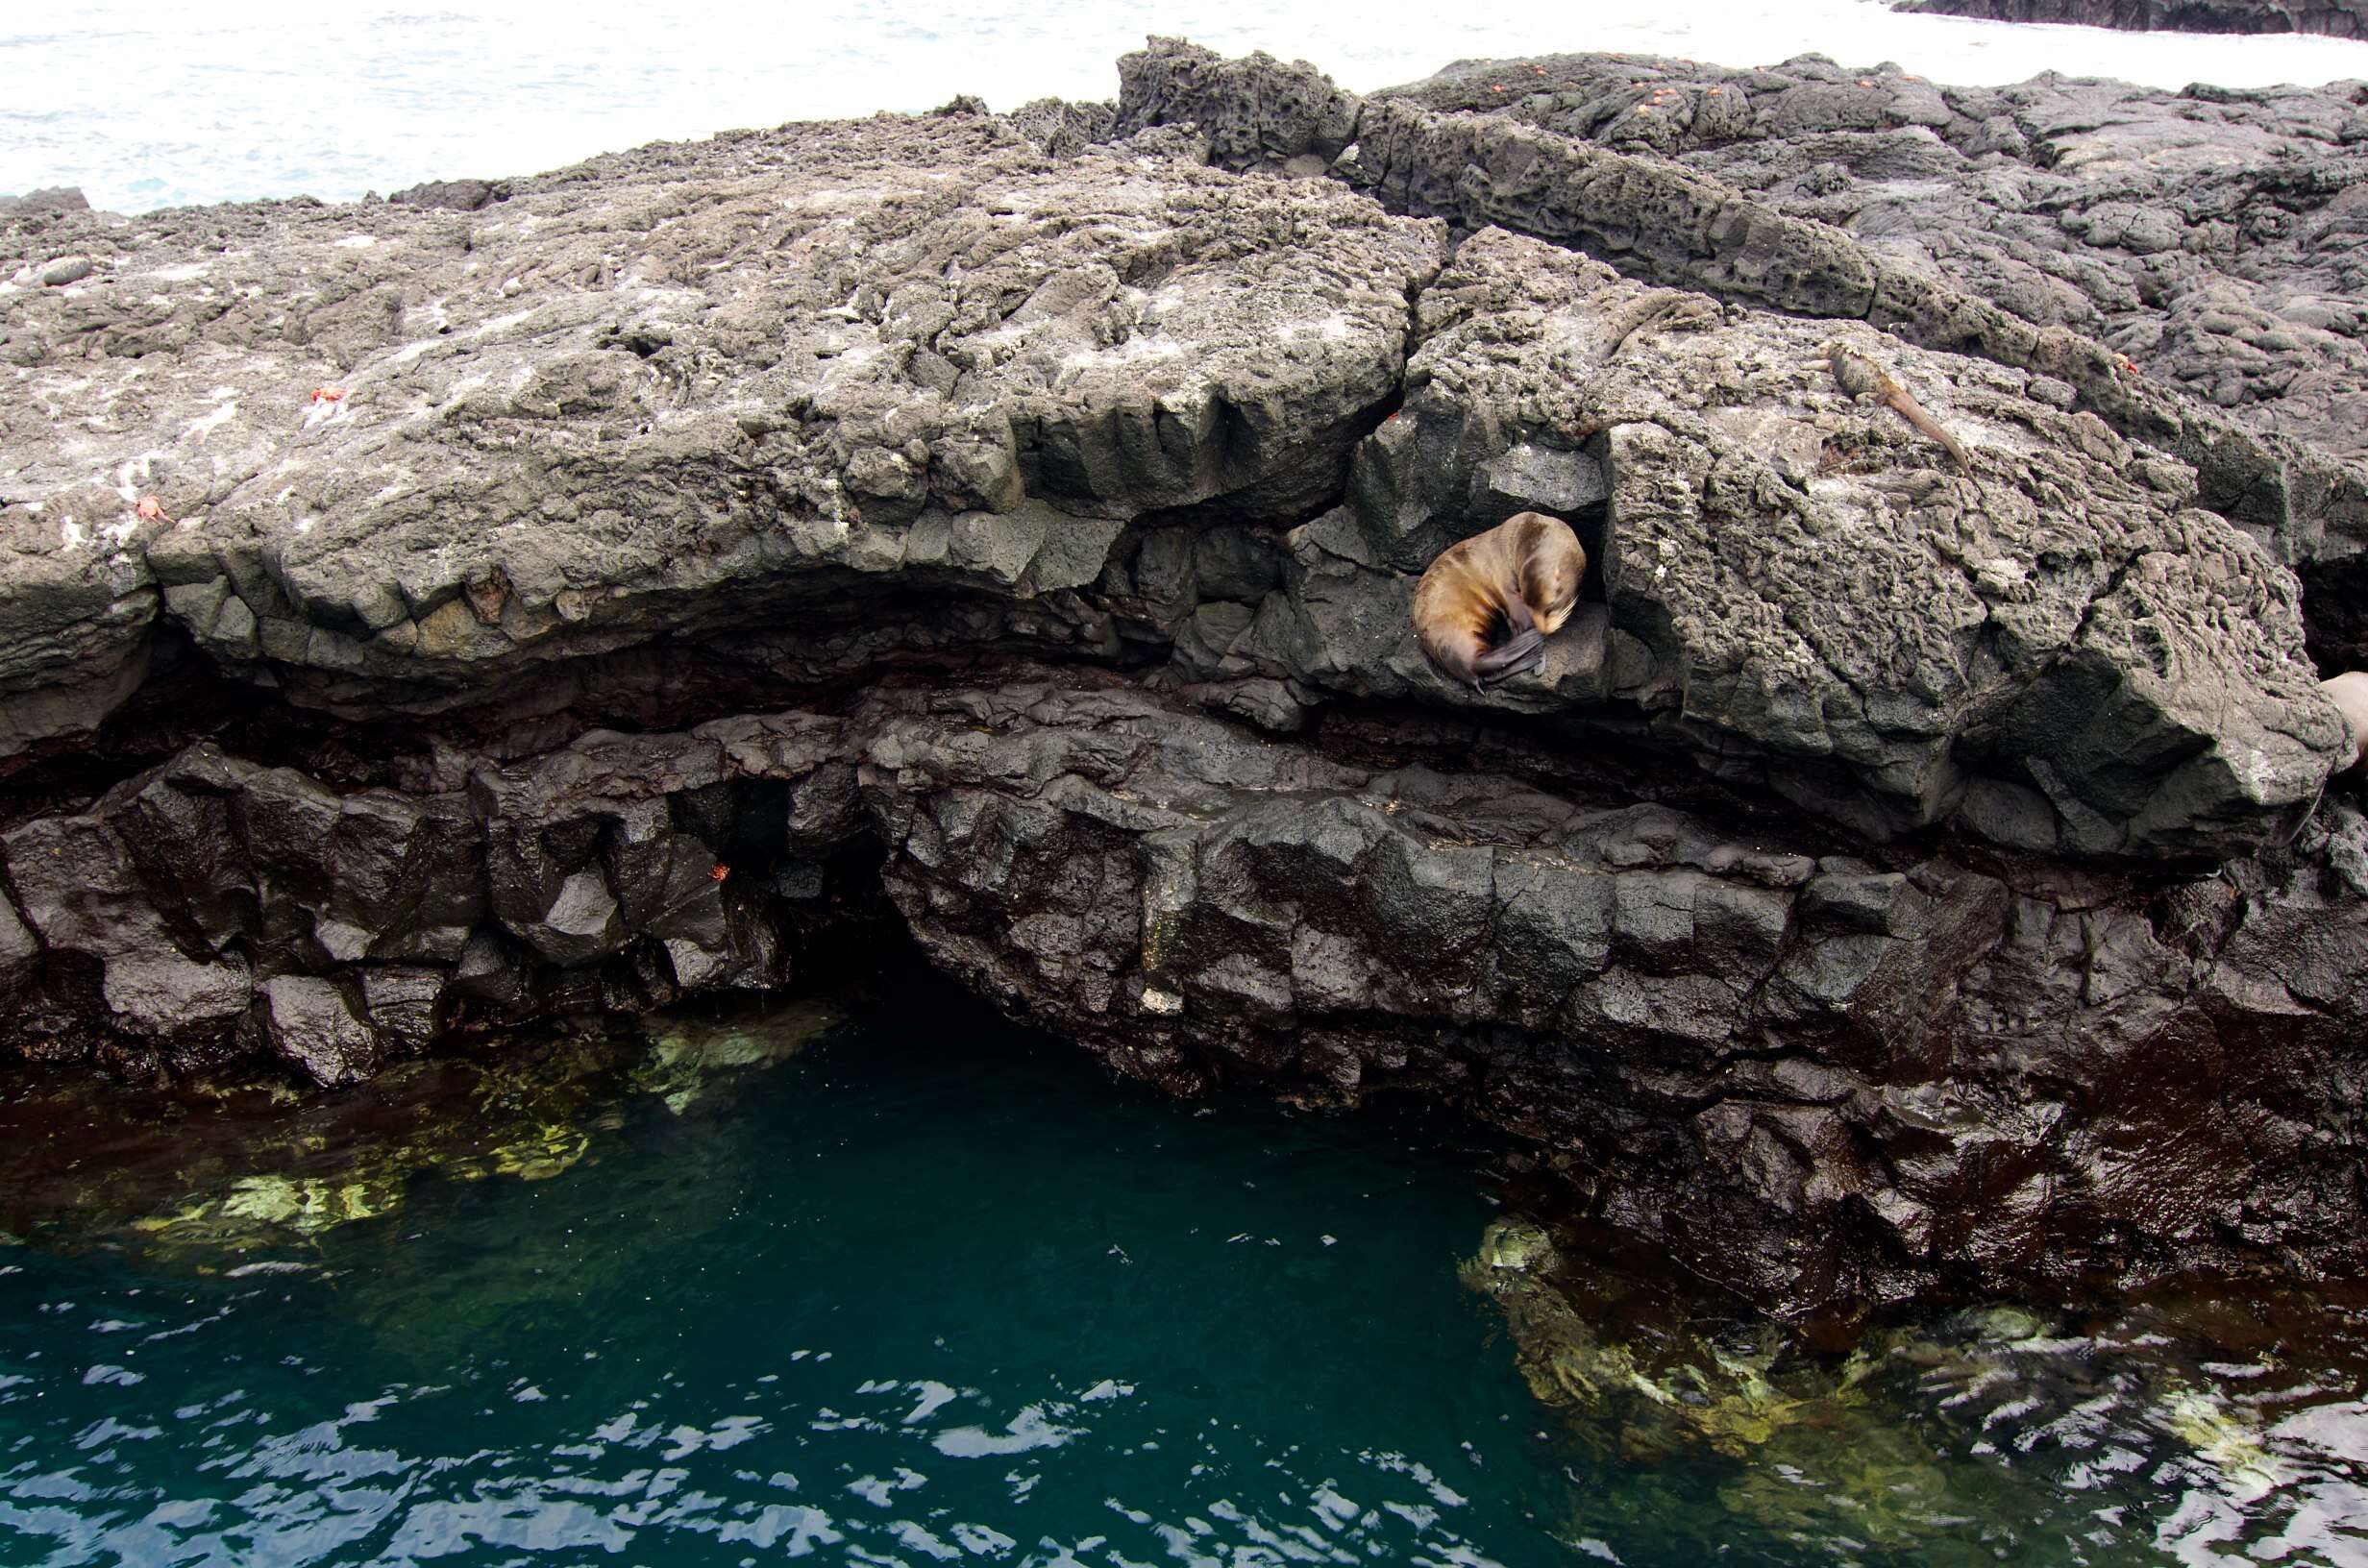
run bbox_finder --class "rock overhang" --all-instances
[0,108,1444,735]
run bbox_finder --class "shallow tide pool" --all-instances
[3,982,2366,1566]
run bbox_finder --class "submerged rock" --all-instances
[633,995,842,1113]
[0,997,840,1258]
[1463,1215,2366,1556]
[0,1034,624,1255]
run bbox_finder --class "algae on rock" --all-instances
[5,1000,844,1258]
[1464,1216,2334,1556]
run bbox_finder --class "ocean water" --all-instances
[8,0,2368,214]
[0,987,1566,1567]
[5,982,2368,1567]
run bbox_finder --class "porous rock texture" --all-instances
[1897,0,2368,40]
[1122,39,2368,665]
[2,42,2366,1315]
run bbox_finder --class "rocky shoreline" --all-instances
[2,39,2364,1317]
[1898,0,2368,40]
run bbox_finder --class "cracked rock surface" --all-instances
[1215,228,2341,858]
[0,107,1440,744]
[1117,39,2368,663]
[2,43,2365,1315]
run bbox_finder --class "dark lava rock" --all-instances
[1235,228,2341,859]
[5,666,2361,1311]
[1116,40,2368,658]
[0,187,90,216]
[385,177,512,211]
[0,105,1439,754]
[2,43,2365,1317]
[251,973,382,1087]
[850,672,2368,1311]
[1899,0,2368,38]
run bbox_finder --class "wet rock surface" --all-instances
[1463,1213,2368,1555]
[2,41,2365,1315]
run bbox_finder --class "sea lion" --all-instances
[1413,511,1586,691]
[2326,672,2368,774]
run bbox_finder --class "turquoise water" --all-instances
[0,987,1567,1567]
[6,981,2368,1566]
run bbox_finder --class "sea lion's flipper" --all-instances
[1420,627,1488,692]
[1475,628,1543,683]
[1474,593,1541,682]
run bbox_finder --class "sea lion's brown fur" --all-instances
[2327,672,2368,774]
[1413,511,1586,691]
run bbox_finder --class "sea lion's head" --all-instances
[1512,512,1585,636]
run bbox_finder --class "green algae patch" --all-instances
[1463,1215,2351,1556]
[1,995,846,1260]
[1463,1218,1843,1461]
[175,1173,393,1233]
[631,995,843,1115]
[2158,1383,2294,1504]
[67,1035,631,1258]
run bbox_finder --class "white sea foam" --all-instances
[7,1,2367,215]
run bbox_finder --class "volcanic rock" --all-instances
[1898,0,2368,38]
[2,42,2365,1316]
